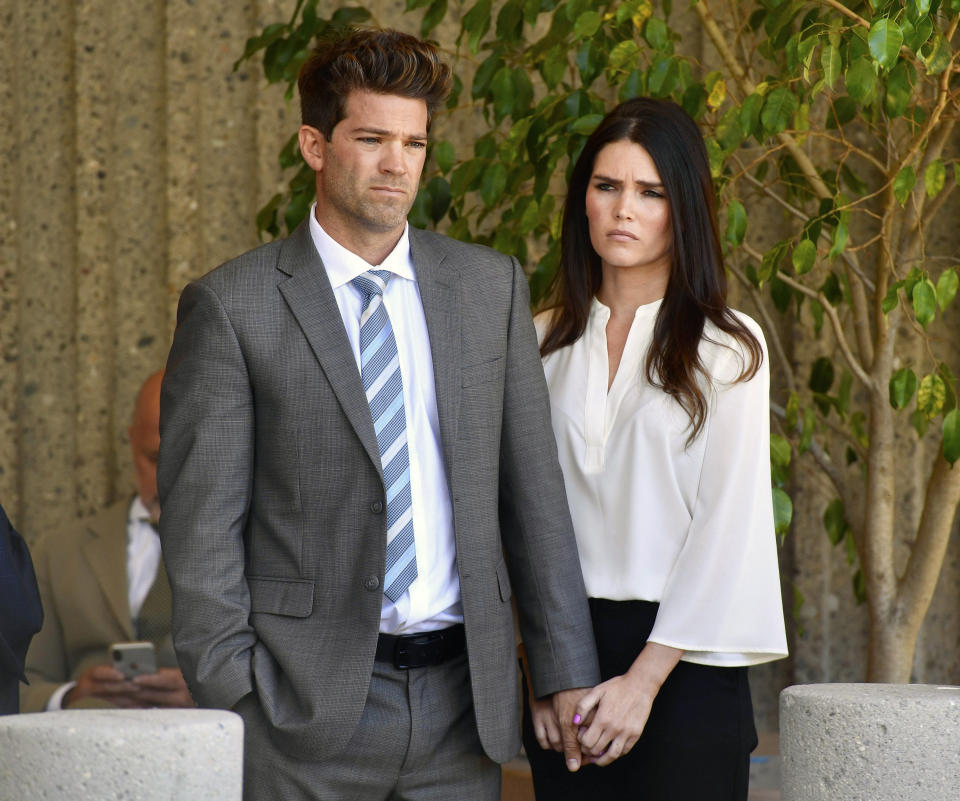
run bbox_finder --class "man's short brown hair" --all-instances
[298,27,451,139]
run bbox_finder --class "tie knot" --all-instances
[352,269,392,300]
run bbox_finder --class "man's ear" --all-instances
[299,125,325,172]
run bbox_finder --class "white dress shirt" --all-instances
[46,495,162,710]
[537,297,788,667]
[308,208,461,634]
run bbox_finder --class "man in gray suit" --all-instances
[158,27,599,800]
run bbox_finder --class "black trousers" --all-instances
[523,598,756,801]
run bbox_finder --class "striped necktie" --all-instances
[351,270,417,602]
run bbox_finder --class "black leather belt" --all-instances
[375,624,466,669]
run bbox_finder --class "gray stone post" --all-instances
[0,709,243,800]
[780,683,960,801]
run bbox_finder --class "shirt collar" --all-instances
[308,203,415,290]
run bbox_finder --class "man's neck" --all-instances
[314,208,404,266]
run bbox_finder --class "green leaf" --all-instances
[574,10,603,38]
[893,166,916,206]
[792,238,816,275]
[912,278,937,327]
[852,568,866,605]
[943,409,960,466]
[845,57,877,103]
[889,368,918,410]
[868,18,904,68]
[925,159,946,198]
[884,62,912,118]
[882,280,904,314]
[821,41,841,87]
[576,39,607,86]
[772,488,793,536]
[425,176,451,223]
[761,87,798,135]
[570,114,603,135]
[809,356,835,393]
[828,210,849,259]
[716,106,744,153]
[541,45,568,90]
[472,54,504,99]
[433,141,455,174]
[480,162,507,208]
[759,240,789,284]
[770,434,792,467]
[647,55,678,97]
[917,372,947,418]
[921,30,952,75]
[462,0,492,53]
[490,67,515,123]
[826,96,857,129]
[496,0,523,40]
[518,198,539,235]
[421,0,448,36]
[609,40,641,71]
[936,269,959,311]
[823,498,849,546]
[725,200,747,247]
[643,16,669,50]
[740,93,764,138]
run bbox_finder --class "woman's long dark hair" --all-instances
[540,96,762,443]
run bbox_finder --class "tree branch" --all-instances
[897,448,960,631]
[744,243,874,389]
[727,260,797,393]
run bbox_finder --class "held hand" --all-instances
[553,687,591,772]
[132,667,195,708]
[574,673,656,766]
[65,664,144,709]
[575,643,683,767]
[529,694,563,752]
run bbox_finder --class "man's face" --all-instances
[312,90,429,247]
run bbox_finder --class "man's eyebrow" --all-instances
[592,173,664,188]
[351,126,428,140]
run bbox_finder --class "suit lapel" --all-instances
[276,222,382,476]
[81,500,135,639]
[410,227,461,476]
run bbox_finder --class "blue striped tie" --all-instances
[352,270,417,602]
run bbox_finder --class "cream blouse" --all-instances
[537,297,788,667]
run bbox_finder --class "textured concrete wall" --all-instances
[0,0,297,535]
[1,0,958,734]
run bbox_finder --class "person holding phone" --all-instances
[523,97,788,799]
[21,370,193,711]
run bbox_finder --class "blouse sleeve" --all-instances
[647,321,788,666]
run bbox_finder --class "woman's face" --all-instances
[584,139,673,280]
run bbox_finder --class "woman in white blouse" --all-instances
[522,97,788,799]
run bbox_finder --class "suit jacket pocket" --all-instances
[462,356,505,388]
[248,576,315,618]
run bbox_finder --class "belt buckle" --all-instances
[393,632,440,669]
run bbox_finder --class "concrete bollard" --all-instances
[0,709,243,800]
[780,683,960,801]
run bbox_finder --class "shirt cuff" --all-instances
[47,681,77,711]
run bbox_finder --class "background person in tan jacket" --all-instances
[21,371,192,711]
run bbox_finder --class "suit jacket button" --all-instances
[364,576,380,591]
[370,500,384,514]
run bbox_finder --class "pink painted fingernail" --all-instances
[573,713,582,724]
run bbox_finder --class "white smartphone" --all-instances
[110,641,157,679]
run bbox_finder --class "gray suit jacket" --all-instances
[158,221,599,763]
